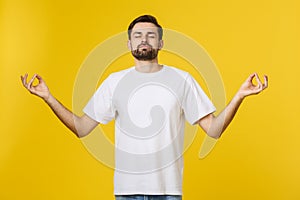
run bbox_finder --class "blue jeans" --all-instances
[115,195,182,200]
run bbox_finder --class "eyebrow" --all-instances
[132,31,157,35]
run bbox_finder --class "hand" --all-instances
[237,73,268,99]
[21,73,51,101]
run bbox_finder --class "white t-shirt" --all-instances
[83,65,216,195]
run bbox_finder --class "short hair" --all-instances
[128,15,163,40]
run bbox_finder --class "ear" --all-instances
[158,40,164,50]
[127,40,132,50]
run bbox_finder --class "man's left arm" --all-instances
[197,73,268,139]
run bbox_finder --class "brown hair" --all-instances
[128,15,163,40]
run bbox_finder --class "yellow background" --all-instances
[1,0,299,199]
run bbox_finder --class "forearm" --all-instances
[208,93,244,139]
[198,73,268,139]
[21,73,98,137]
[44,94,82,137]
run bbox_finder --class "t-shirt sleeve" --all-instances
[83,75,115,124]
[182,74,216,125]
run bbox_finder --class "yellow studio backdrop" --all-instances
[1,0,299,199]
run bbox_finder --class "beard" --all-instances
[131,43,159,61]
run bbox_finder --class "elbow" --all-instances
[207,132,221,139]
[76,130,90,138]
[73,127,90,138]
[204,117,224,139]
[206,127,223,139]
[76,133,84,138]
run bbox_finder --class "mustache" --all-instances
[137,42,153,49]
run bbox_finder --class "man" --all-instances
[21,15,268,200]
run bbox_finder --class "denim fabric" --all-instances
[115,195,182,200]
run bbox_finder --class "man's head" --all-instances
[127,15,164,61]
[128,15,163,40]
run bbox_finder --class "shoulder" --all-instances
[163,65,191,80]
[97,67,135,93]
[106,67,134,81]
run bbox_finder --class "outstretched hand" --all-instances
[238,73,268,99]
[21,73,51,101]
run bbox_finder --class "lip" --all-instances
[139,45,150,49]
[138,44,151,49]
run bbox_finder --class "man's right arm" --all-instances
[21,73,98,138]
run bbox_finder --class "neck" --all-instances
[134,58,163,73]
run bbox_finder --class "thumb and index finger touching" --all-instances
[21,73,44,86]
[20,73,47,96]
[248,72,269,91]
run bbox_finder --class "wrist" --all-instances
[234,91,245,102]
[44,93,54,104]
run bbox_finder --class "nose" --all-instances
[141,35,147,42]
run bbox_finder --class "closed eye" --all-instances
[147,32,156,38]
[134,34,141,38]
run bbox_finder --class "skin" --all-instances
[21,22,268,139]
[128,23,164,73]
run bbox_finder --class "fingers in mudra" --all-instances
[21,73,37,92]
[21,73,49,99]
[240,73,268,97]
[253,73,268,92]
